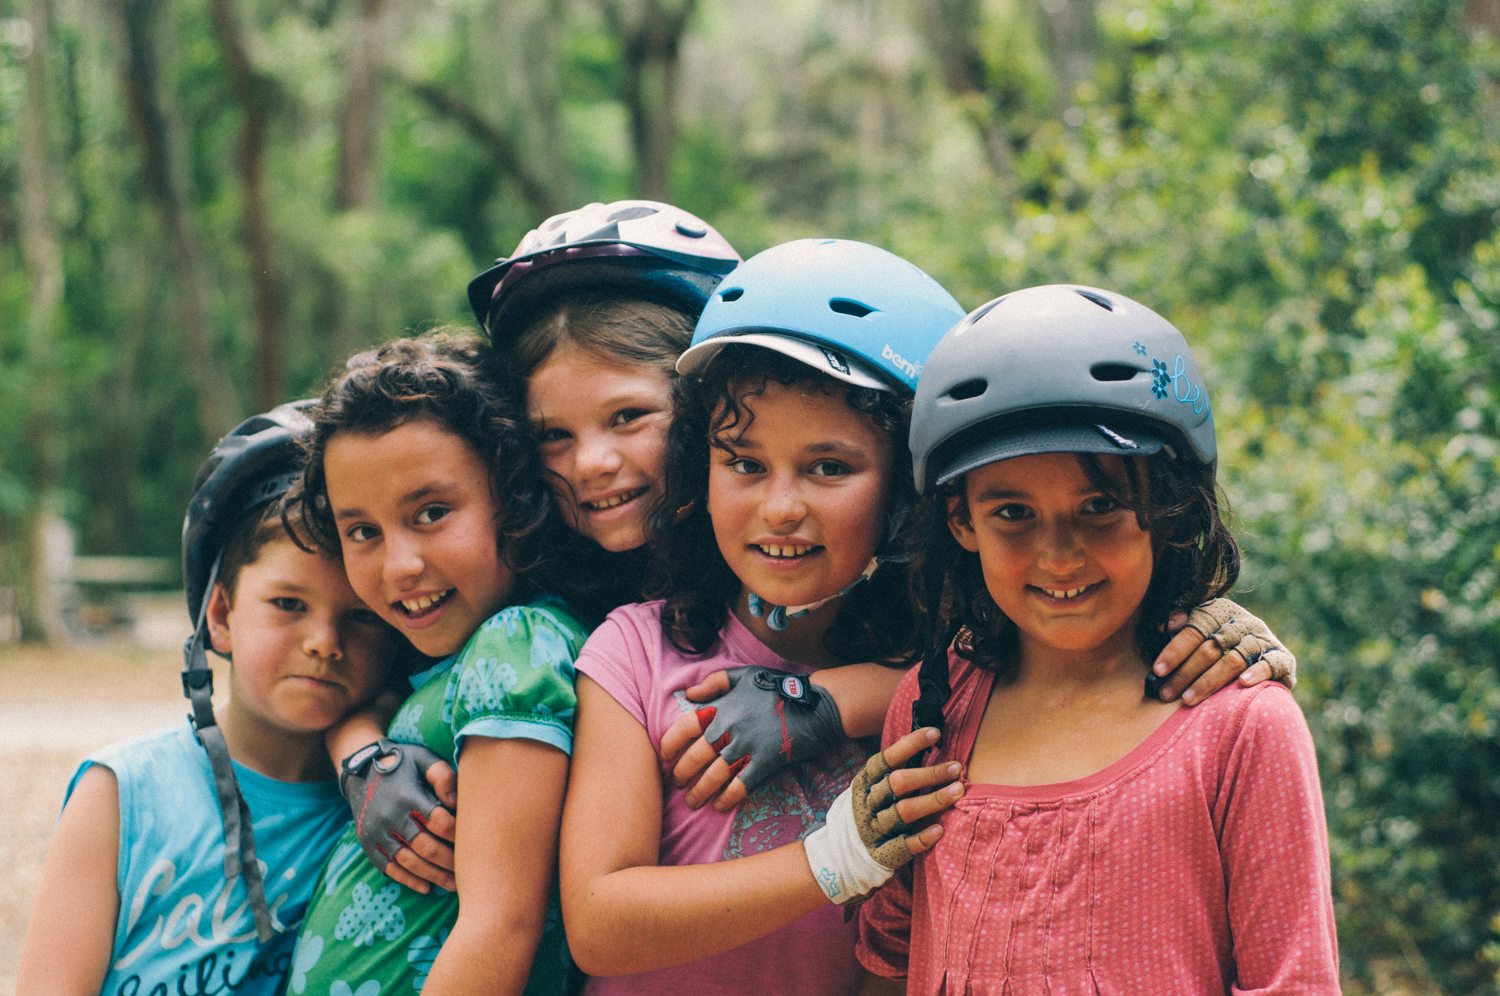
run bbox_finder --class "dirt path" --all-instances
[1,644,208,996]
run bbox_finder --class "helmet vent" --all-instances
[947,378,987,401]
[1075,289,1115,311]
[1090,362,1142,382]
[829,298,874,318]
[967,296,1005,326]
[606,206,658,223]
[719,287,744,302]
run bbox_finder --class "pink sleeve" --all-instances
[856,863,915,980]
[573,608,652,730]
[1216,685,1341,994]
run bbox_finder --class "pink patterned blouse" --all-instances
[857,651,1339,995]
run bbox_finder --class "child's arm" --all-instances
[560,675,957,976]
[1219,686,1340,991]
[16,765,120,996]
[418,735,567,996]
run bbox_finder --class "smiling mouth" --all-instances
[753,543,821,559]
[396,589,454,617]
[582,487,648,511]
[1034,581,1102,600]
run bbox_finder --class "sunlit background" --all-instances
[1,0,1499,990]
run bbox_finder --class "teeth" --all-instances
[757,544,813,558]
[400,590,452,613]
[1042,585,1092,599]
[585,488,645,510]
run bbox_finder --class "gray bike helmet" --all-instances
[179,398,316,943]
[467,200,741,347]
[907,285,1216,733]
[910,284,1216,494]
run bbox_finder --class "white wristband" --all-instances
[804,784,895,903]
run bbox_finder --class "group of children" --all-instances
[19,200,1338,996]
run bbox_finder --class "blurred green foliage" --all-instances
[1,0,1499,988]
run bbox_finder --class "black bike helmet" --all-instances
[179,398,316,943]
[467,199,741,348]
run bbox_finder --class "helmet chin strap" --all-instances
[747,557,881,632]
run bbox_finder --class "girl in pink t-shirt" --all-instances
[857,284,1339,995]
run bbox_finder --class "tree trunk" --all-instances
[211,0,281,409]
[17,0,68,643]
[600,0,698,200]
[107,0,242,444]
[337,0,387,211]
[1038,0,1096,112]
[912,0,1019,182]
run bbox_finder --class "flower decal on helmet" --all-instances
[1151,358,1171,399]
[1132,340,1148,356]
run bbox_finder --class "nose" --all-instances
[760,469,808,532]
[304,612,344,661]
[383,531,425,590]
[1037,519,1086,575]
[574,427,623,483]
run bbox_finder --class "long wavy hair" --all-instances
[926,449,1240,679]
[502,292,697,620]
[285,329,551,596]
[649,345,923,665]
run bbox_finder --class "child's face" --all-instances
[949,452,1153,657]
[208,536,392,735]
[708,381,894,610]
[528,345,675,553]
[323,418,516,658]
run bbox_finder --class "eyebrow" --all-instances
[334,481,461,519]
[532,391,665,418]
[973,485,1104,502]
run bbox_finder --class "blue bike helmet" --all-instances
[468,200,741,348]
[676,239,965,393]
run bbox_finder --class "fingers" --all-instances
[671,734,724,790]
[683,755,737,809]
[683,670,732,704]
[1175,648,1249,706]
[420,803,457,848]
[1164,610,1188,634]
[388,839,457,893]
[1238,659,1274,687]
[1153,636,1221,703]
[881,727,942,770]
[381,859,432,894]
[1151,623,1212,678]
[886,759,961,798]
[710,776,749,814]
[424,760,458,810]
[893,780,965,835]
[404,821,456,871]
[903,823,947,856]
[660,709,712,769]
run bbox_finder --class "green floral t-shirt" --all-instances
[290,596,589,996]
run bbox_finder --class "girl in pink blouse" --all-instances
[858,284,1339,995]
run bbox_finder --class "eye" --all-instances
[346,524,379,543]
[415,505,450,526]
[271,597,306,612]
[994,503,1032,521]
[536,426,571,445]
[612,407,654,427]
[808,460,849,477]
[726,456,765,475]
[1082,495,1121,515]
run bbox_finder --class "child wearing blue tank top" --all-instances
[19,402,397,996]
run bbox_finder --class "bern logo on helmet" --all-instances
[821,348,851,375]
[881,343,920,380]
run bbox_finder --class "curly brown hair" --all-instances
[649,344,923,664]
[924,450,1241,681]
[284,329,551,591]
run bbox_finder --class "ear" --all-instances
[946,494,981,553]
[206,582,234,656]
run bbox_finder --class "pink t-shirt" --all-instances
[574,599,874,996]
[858,651,1339,995]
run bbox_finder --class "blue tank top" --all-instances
[64,721,350,996]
